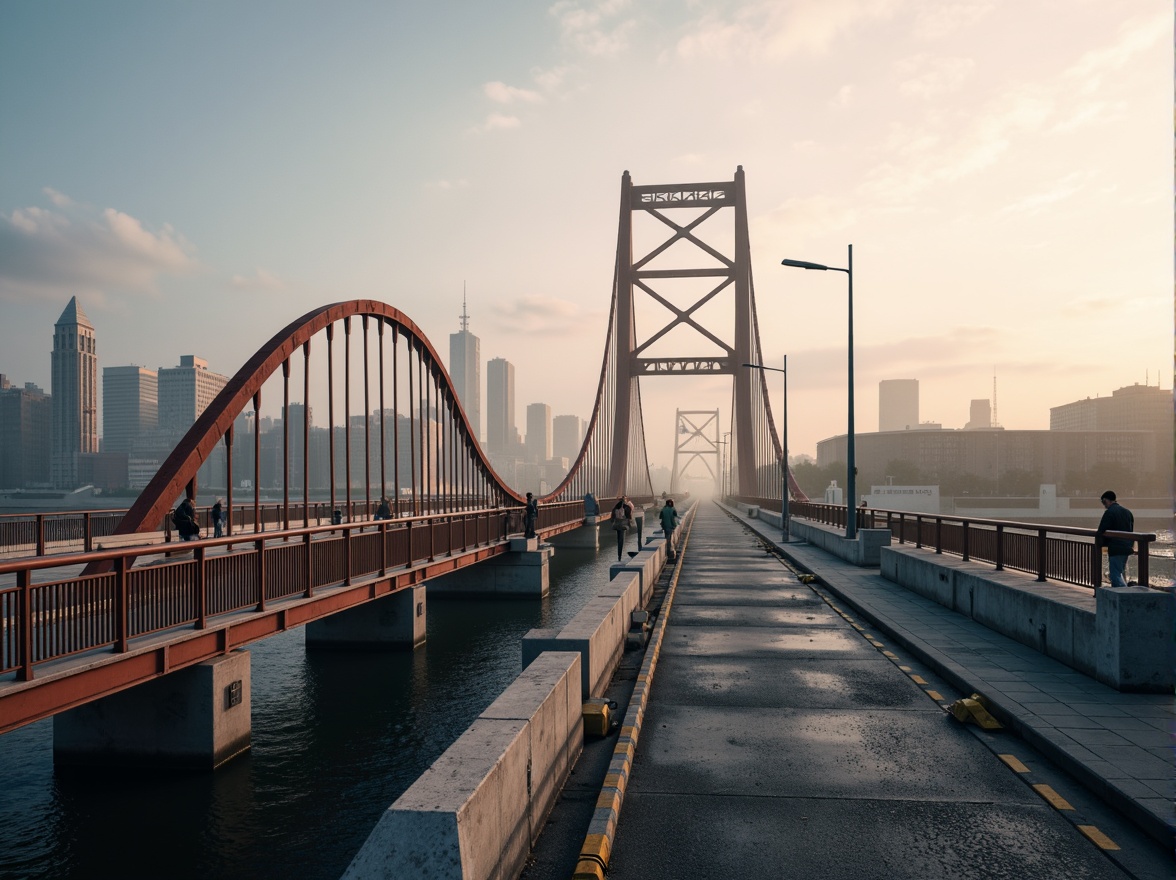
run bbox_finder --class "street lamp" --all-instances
[716,433,729,498]
[781,245,856,539]
[742,359,789,542]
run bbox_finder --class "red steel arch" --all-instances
[112,300,528,541]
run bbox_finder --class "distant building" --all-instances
[51,296,99,488]
[525,403,552,462]
[486,357,516,454]
[158,355,229,436]
[552,414,584,462]
[878,379,918,432]
[0,376,51,488]
[1050,384,1172,433]
[449,296,481,442]
[964,399,992,430]
[103,366,158,454]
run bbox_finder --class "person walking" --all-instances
[1097,490,1135,588]
[659,498,680,560]
[610,497,632,561]
[524,492,539,539]
[211,499,224,538]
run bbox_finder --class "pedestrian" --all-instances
[524,492,539,538]
[375,497,391,521]
[211,498,224,538]
[1096,490,1135,588]
[173,495,199,542]
[659,498,680,560]
[610,497,632,561]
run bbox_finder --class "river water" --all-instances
[0,541,619,880]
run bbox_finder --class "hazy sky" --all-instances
[1,1,1170,472]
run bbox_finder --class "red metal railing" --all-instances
[732,496,1158,591]
[0,501,585,681]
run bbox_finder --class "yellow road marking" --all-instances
[926,690,943,701]
[999,754,1030,773]
[882,651,897,658]
[870,641,885,648]
[898,665,912,672]
[851,624,863,631]
[910,675,927,685]
[1077,826,1120,850]
[1033,784,1075,811]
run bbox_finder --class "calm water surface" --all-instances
[0,543,618,880]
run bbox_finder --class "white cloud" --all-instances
[486,294,591,334]
[483,81,544,104]
[531,65,570,92]
[550,0,637,56]
[230,268,285,291]
[0,191,198,301]
[675,0,902,62]
[998,173,1085,216]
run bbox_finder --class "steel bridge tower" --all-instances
[608,166,772,498]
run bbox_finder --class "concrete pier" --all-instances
[54,650,251,770]
[305,586,426,650]
[427,538,555,598]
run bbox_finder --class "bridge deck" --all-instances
[600,503,1168,878]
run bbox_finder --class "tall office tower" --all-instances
[449,293,481,441]
[103,366,158,454]
[878,379,919,432]
[0,377,51,488]
[525,403,552,462]
[158,355,230,436]
[486,357,516,453]
[552,414,583,462]
[51,296,98,488]
[964,399,992,430]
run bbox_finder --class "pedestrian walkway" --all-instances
[604,503,1141,879]
[726,504,1174,849]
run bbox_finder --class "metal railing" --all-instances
[731,495,1158,591]
[0,500,585,681]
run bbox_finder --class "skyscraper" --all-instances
[878,379,919,432]
[449,293,481,442]
[486,357,516,453]
[0,376,51,488]
[158,355,229,436]
[51,296,98,488]
[552,414,583,462]
[103,366,158,454]
[526,402,552,462]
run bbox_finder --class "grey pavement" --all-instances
[605,502,1169,879]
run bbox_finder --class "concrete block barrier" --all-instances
[523,592,630,698]
[790,518,890,566]
[343,651,583,880]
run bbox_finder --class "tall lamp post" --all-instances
[781,245,856,539]
[742,359,789,542]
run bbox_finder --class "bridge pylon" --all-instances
[669,409,720,495]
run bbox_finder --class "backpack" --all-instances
[612,506,627,523]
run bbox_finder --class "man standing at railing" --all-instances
[524,492,539,539]
[1097,490,1134,588]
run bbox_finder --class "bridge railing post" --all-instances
[18,569,32,680]
[915,516,923,549]
[934,517,942,554]
[115,556,129,653]
[304,531,315,598]
[995,525,1005,571]
[256,537,267,611]
[83,512,93,553]
[36,514,45,557]
[961,522,970,562]
[1136,538,1150,587]
[196,545,207,629]
[1036,528,1047,582]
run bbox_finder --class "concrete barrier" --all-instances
[342,651,583,880]
[882,545,1173,692]
[790,518,890,566]
[609,537,666,605]
[521,580,636,699]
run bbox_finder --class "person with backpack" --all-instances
[174,496,199,542]
[611,496,632,561]
[659,498,680,560]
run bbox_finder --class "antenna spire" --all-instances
[460,282,469,332]
[992,367,999,428]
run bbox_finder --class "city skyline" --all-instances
[0,1,1169,468]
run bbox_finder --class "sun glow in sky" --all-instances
[0,1,1170,469]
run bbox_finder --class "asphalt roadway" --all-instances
[593,502,1166,880]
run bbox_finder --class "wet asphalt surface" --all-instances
[603,504,1135,880]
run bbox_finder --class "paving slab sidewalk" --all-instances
[724,504,1175,849]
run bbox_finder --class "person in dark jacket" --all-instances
[610,496,633,561]
[211,499,224,538]
[375,497,392,521]
[659,499,680,559]
[175,496,199,542]
[524,492,539,538]
[1096,490,1134,588]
